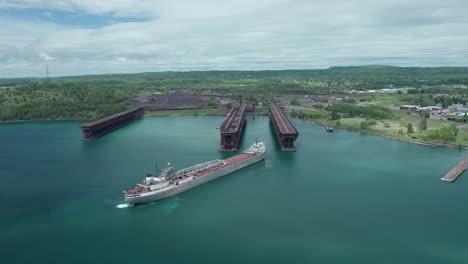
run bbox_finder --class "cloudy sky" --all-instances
[1,0,468,77]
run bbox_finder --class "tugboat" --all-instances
[324,124,334,133]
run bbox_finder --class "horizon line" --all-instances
[2,64,468,80]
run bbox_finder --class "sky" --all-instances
[1,0,468,78]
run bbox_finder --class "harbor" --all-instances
[1,115,467,264]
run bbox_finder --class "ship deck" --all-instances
[188,153,255,177]
[125,152,260,196]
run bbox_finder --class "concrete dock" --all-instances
[441,157,468,182]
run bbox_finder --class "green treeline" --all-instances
[290,109,328,119]
[3,66,468,93]
[0,82,127,121]
[1,66,468,121]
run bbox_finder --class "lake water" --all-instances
[0,115,467,264]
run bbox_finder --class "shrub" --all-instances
[407,123,414,134]
[360,121,369,130]
[425,124,459,143]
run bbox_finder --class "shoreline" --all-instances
[345,127,463,149]
[1,114,463,150]
[0,117,91,124]
[0,112,269,123]
[306,120,467,150]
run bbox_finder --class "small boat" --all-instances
[324,125,334,133]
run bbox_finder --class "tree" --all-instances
[418,118,427,131]
[419,110,429,118]
[331,110,340,120]
[360,121,369,130]
[418,96,424,106]
[441,97,448,108]
[290,98,300,106]
[407,123,414,134]
[425,124,459,143]
[368,119,377,125]
[451,124,459,136]
[290,109,297,118]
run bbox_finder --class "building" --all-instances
[328,97,344,104]
[449,104,468,113]
[418,107,430,112]
[399,105,419,111]
[378,88,416,94]
[428,106,443,111]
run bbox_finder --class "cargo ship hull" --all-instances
[125,152,264,204]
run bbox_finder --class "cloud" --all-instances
[1,0,468,77]
[39,52,55,61]
[0,0,287,17]
[40,11,53,18]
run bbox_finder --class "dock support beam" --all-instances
[269,103,299,151]
[219,100,246,152]
[81,107,143,140]
[441,157,468,182]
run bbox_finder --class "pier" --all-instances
[269,103,299,151]
[81,107,144,140]
[441,157,468,182]
[219,100,246,152]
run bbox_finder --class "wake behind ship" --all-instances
[123,140,266,205]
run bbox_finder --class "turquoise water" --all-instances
[1,116,467,264]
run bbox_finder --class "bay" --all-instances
[0,115,467,264]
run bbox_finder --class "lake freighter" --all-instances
[123,140,266,205]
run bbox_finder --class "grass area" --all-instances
[335,117,365,130]
[392,110,449,129]
[254,106,270,114]
[358,94,406,108]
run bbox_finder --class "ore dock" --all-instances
[81,107,144,140]
[219,100,246,152]
[441,157,468,182]
[269,103,299,151]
